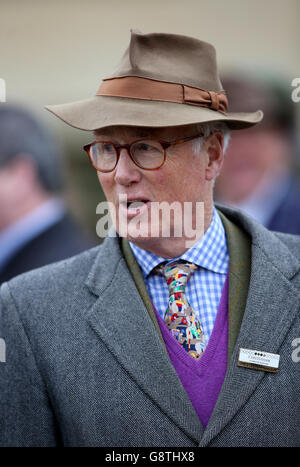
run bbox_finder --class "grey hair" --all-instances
[0,104,63,192]
[192,122,231,154]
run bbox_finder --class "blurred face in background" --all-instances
[0,157,49,230]
[0,165,13,229]
[215,125,292,203]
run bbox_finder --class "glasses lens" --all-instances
[90,143,117,171]
[131,140,164,169]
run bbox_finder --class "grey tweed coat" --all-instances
[0,206,300,447]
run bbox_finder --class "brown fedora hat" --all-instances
[45,30,263,131]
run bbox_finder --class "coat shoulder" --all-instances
[0,245,102,317]
[272,231,300,260]
[8,244,100,286]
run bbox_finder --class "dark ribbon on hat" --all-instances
[97,76,228,114]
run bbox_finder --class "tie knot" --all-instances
[155,260,198,292]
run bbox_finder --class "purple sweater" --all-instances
[154,274,229,428]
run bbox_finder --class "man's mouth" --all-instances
[126,200,149,209]
[119,198,151,218]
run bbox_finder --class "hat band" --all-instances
[96,76,228,114]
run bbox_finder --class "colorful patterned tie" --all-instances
[156,261,206,359]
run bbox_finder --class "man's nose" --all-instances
[114,148,142,185]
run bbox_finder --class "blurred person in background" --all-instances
[215,74,300,234]
[0,104,95,284]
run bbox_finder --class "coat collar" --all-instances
[85,206,300,446]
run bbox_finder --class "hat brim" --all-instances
[45,95,263,131]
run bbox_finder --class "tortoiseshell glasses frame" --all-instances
[83,133,203,173]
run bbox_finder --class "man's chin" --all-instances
[116,215,172,241]
[117,225,160,243]
[126,234,166,254]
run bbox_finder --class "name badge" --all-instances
[238,348,280,373]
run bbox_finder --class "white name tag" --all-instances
[238,348,280,373]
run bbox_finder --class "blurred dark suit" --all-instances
[267,177,300,234]
[0,214,94,285]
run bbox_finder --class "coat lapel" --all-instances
[121,237,165,343]
[218,210,251,364]
[85,234,204,444]
[200,206,300,446]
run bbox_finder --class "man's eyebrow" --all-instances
[93,129,154,140]
[135,133,153,139]
[94,134,117,141]
[134,128,153,137]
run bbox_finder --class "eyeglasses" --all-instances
[83,133,203,172]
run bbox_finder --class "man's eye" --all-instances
[138,143,154,151]
[103,144,115,153]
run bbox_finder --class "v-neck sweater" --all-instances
[153,274,229,428]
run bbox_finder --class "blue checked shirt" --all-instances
[129,207,229,344]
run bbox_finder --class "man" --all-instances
[0,105,95,284]
[216,73,300,234]
[0,31,299,447]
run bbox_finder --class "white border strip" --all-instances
[0,78,6,102]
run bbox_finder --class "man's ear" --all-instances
[204,132,224,181]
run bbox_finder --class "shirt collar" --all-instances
[129,207,229,277]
